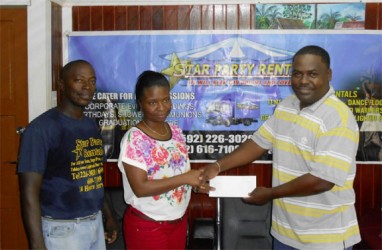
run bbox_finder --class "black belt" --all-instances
[42,213,98,223]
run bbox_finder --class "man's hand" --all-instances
[199,162,220,188]
[190,163,220,194]
[104,216,118,244]
[243,187,273,205]
[192,181,213,195]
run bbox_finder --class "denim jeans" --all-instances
[273,238,353,250]
[42,211,106,250]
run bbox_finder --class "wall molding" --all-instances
[57,0,381,7]
[2,1,378,7]
[0,0,30,5]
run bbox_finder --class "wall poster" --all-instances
[68,30,382,162]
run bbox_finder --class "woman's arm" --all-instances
[123,163,201,197]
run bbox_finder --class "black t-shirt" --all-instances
[18,108,105,219]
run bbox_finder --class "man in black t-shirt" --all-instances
[18,60,117,249]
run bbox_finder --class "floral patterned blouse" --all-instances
[117,124,191,221]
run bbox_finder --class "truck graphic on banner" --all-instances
[205,93,259,127]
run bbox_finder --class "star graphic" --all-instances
[72,140,85,161]
[161,53,191,89]
[72,148,83,161]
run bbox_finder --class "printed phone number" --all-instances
[185,133,252,154]
[187,144,242,154]
[185,133,252,144]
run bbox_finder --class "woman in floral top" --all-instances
[117,71,202,249]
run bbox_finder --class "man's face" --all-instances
[60,62,96,108]
[291,54,332,109]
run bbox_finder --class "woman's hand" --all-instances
[199,163,220,186]
[186,169,212,194]
[185,169,204,186]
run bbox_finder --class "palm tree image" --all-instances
[282,4,314,28]
[345,13,362,21]
[318,9,342,29]
[256,5,282,29]
[282,4,313,20]
[317,3,365,29]
[256,4,314,29]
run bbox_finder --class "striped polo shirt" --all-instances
[252,86,361,250]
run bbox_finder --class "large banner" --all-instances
[68,31,382,162]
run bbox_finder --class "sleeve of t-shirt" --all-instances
[118,129,148,172]
[252,113,276,150]
[17,123,49,174]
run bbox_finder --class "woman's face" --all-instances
[139,85,172,122]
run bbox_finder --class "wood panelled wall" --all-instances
[49,2,382,227]
[72,5,257,31]
[52,2,62,93]
[71,4,382,31]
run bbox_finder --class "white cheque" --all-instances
[209,176,256,198]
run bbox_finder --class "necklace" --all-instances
[142,120,168,137]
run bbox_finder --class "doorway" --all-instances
[0,7,29,249]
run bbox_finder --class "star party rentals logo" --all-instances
[72,139,88,161]
[160,37,295,89]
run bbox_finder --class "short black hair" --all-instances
[292,45,330,68]
[60,60,93,82]
[135,70,170,111]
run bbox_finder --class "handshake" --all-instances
[186,162,269,205]
[189,162,221,194]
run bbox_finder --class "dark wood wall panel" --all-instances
[365,3,382,29]
[91,6,103,31]
[379,3,382,29]
[152,6,164,30]
[140,6,152,30]
[115,6,127,30]
[72,6,79,30]
[164,6,178,30]
[51,2,62,92]
[103,6,115,30]
[127,6,139,30]
[78,7,91,31]
[72,4,381,32]
[178,6,191,30]
[354,164,382,217]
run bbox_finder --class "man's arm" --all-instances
[101,195,118,244]
[19,172,46,250]
[244,173,334,205]
[200,139,268,186]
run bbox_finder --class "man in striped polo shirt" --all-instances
[201,45,361,249]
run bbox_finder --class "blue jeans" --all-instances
[42,211,106,250]
[273,238,353,250]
